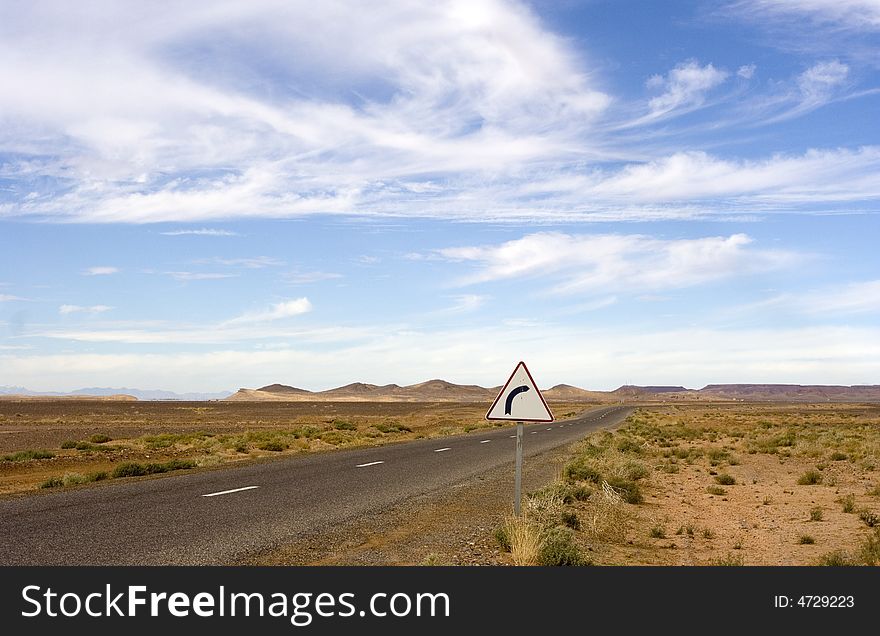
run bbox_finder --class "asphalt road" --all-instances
[0,405,631,565]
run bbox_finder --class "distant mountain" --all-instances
[228,379,599,403]
[698,384,880,402]
[0,386,232,401]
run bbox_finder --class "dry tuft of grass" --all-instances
[505,515,542,566]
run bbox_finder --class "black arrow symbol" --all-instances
[505,385,530,415]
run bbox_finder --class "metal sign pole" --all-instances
[514,421,523,516]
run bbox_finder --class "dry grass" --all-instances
[503,515,542,566]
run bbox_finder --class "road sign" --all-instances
[485,361,554,422]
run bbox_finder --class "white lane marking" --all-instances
[434,447,451,453]
[480,439,491,444]
[530,431,538,434]
[356,461,385,468]
[201,486,259,498]
[546,427,552,430]
[509,435,516,438]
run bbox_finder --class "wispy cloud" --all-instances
[224,298,313,324]
[282,270,343,284]
[437,232,798,294]
[161,228,239,237]
[59,304,112,315]
[164,271,237,281]
[646,61,729,117]
[0,294,27,302]
[731,0,880,31]
[747,279,880,316]
[196,256,284,269]
[83,266,118,276]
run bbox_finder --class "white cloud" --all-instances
[225,298,313,324]
[165,271,237,281]
[798,60,850,102]
[646,61,728,116]
[282,271,343,284]
[59,304,112,315]
[0,294,26,302]
[737,64,757,79]
[161,228,239,236]
[83,266,119,276]
[438,232,798,294]
[197,256,284,269]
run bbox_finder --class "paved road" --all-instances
[0,406,631,564]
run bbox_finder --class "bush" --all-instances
[715,473,736,485]
[707,485,726,496]
[40,476,64,489]
[563,459,601,484]
[840,494,856,513]
[798,535,815,545]
[859,509,879,528]
[112,462,147,478]
[60,440,77,449]
[538,526,589,566]
[3,449,55,462]
[606,478,643,504]
[809,506,824,522]
[649,525,666,539]
[258,441,286,452]
[561,511,580,530]
[859,528,880,565]
[494,523,512,552]
[89,434,112,444]
[332,420,357,431]
[711,553,744,566]
[797,470,823,485]
[75,441,99,451]
[817,550,855,566]
[830,451,848,461]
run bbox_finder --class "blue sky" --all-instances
[1,0,879,392]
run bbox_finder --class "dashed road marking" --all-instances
[201,486,259,497]
[434,447,451,453]
[356,461,385,468]
[480,440,491,444]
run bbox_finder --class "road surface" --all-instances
[0,406,631,564]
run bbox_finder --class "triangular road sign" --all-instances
[486,361,554,422]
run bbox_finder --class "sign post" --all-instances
[486,361,554,516]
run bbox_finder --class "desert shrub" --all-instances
[75,441,100,451]
[859,509,879,528]
[258,441,286,452]
[859,528,880,565]
[374,422,411,434]
[112,462,147,478]
[649,525,666,539]
[60,440,77,449]
[563,459,601,484]
[797,470,823,485]
[830,451,848,461]
[538,526,589,566]
[715,473,736,485]
[89,434,112,444]
[40,476,64,489]
[561,511,580,530]
[707,485,726,495]
[798,535,816,545]
[332,420,357,431]
[809,507,824,521]
[616,438,643,455]
[605,477,643,504]
[817,551,855,566]
[840,494,856,513]
[711,553,744,566]
[3,449,55,462]
[494,523,512,552]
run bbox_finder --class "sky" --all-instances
[1,0,879,393]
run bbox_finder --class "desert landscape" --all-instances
[2,381,878,566]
